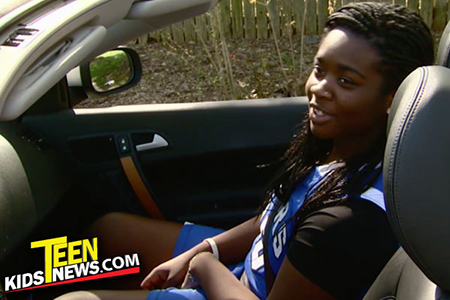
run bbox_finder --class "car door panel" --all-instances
[23,97,309,228]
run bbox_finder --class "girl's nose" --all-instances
[310,79,332,99]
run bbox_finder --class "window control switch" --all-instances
[118,136,130,154]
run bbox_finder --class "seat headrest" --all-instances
[384,65,450,291]
[436,21,450,67]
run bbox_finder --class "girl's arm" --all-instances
[186,252,335,300]
[211,215,261,264]
[141,216,260,290]
[184,252,259,300]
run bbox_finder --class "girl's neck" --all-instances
[323,134,384,164]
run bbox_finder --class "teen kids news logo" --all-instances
[3,236,140,293]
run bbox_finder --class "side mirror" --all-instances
[68,47,142,106]
[89,49,136,93]
[83,47,142,96]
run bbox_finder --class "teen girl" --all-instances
[57,2,434,300]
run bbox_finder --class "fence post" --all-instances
[394,0,406,5]
[256,1,268,39]
[172,22,185,44]
[333,0,342,11]
[317,0,328,33]
[420,0,433,28]
[184,19,197,42]
[293,0,305,35]
[219,0,232,39]
[448,0,450,28]
[160,27,172,45]
[243,0,256,39]
[138,33,149,45]
[231,0,244,39]
[267,0,280,38]
[281,0,293,37]
[195,15,209,42]
[149,31,160,42]
[305,0,317,35]
[407,0,419,13]
[434,0,447,31]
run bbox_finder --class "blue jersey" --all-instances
[243,163,385,299]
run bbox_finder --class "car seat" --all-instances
[362,65,450,299]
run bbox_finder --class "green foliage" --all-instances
[90,51,132,92]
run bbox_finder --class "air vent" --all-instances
[1,27,38,47]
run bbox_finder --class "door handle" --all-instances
[135,134,169,152]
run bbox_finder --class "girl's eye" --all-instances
[314,65,324,75]
[338,77,355,86]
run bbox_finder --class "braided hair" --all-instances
[264,2,434,221]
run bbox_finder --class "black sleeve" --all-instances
[286,200,398,300]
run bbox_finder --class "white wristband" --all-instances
[204,238,219,260]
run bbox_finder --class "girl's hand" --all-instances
[180,252,260,300]
[140,253,191,290]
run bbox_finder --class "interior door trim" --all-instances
[120,156,164,219]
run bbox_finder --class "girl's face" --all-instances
[305,28,393,152]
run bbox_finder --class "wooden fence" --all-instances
[138,0,450,44]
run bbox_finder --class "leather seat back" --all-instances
[0,133,37,261]
[364,66,450,299]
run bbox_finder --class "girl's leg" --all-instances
[54,215,232,300]
[87,212,183,289]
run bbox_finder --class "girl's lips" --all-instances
[309,106,333,123]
